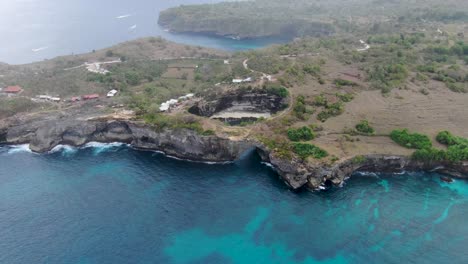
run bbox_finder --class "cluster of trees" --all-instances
[390,129,432,149]
[367,64,408,93]
[293,95,313,120]
[435,131,468,162]
[263,83,289,98]
[292,143,328,159]
[389,129,468,163]
[287,126,315,142]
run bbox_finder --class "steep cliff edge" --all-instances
[258,147,468,190]
[2,119,254,162]
[1,118,467,190]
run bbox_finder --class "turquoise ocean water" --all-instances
[1,144,467,264]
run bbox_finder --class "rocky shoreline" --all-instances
[1,118,467,190]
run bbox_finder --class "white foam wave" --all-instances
[83,142,127,149]
[261,162,275,168]
[354,171,380,178]
[82,142,128,154]
[49,145,78,155]
[143,148,232,165]
[6,144,33,154]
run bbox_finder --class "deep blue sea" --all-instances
[0,0,290,64]
[1,144,468,264]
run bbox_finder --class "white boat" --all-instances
[116,14,132,19]
[32,46,48,52]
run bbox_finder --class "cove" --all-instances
[0,0,289,65]
[1,144,468,263]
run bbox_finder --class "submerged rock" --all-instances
[440,176,454,183]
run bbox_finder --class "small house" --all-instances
[3,85,22,94]
[232,79,243,83]
[71,97,81,102]
[82,94,100,100]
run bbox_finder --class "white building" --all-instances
[107,89,118,97]
[159,99,179,112]
[232,77,253,84]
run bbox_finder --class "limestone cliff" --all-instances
[1,118,467,191]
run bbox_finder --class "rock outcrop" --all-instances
[2,119,254,162]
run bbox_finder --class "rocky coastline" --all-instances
[1,118,467,191]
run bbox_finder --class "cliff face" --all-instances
[2,119,254,162]
[1,118,467,190]
[258,147,468,190]
[188,92,288,117]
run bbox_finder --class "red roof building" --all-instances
[3,85,23,94]
[71,96,81,102]
[82,94,100,100]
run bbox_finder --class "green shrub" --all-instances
[355,120,375,135]
[287,126,315,142]
[303,64,321,76]
[143,114,204,133]
[436,131,468,162]
[313,94,328,107]
[412,148,447,161]
[367,64,408,93]
[264,84,289,98]
[352,155,366,164]
[390,129,432,149]
[446,144,468,162]
[334,78,358,87]
[317,102,344,122]
[436,131,457,145]
[293,95,310,120]
[201,130,216,136]
[336,93,354,102]
[293,143,328,159]
[446,82,467,93]
[258,136,292,160]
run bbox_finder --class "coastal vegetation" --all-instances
[355,120,375,135]
[287,126,315,142]
[293,143,328,160]
[390,129,432,150]
[387,129,468,163]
